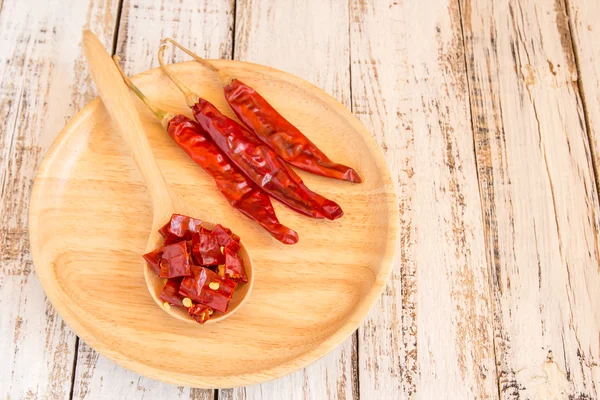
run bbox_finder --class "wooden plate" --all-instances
[29,60,398,388]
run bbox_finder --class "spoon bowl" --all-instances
[83,30,253,324]
[143,222,254,324]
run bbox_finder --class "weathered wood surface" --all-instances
[2,0,600,398]
[460,0,600,398]
[0,0,119,398]
[350,0,498,398]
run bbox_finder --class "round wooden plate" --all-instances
[29,60,398,388]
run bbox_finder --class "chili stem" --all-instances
[158,44,200,107]
[162,38,232,85]
[112,55,173,128]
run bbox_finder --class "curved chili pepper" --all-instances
[157,47,344,220]
[167,116,299,242]
[191,99,344,219]
[164,39,361,183]
[113,56,298,244]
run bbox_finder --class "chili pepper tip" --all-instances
[322,200,344,220]
[343,168,362,183]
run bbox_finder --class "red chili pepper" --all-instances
[164,39,361,183]
[158,240,192,279]
[179,266,237,313]
[188,303,213,324]
[142,247,162,275]
[211,224,241,252]
[167,116,299,243]
[159,214,203,243]
[192,231,224,265]
[191,99,343,219]
[113,57,298,245]
[223,247,247,283]
[144,215,247,324]
[159,278,184,307]
[157,48,344,220]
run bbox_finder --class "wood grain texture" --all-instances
[29,60,397,389]
[71,0,234,397]
[460,0,600,398]
[115,0,234,75]
[221,0,358,398]
[72,342,213,400]
[0,0,119,398]
[350,0,499,399]
[566,0,600,191]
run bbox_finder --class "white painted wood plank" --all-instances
[460,0,600,398]
[566,0,600,192]
[70,0,233,398]
[0,0,120,398]
[221,0,357,398]
[350,0,499,399]
[72,343,212,400]
[115,0,234,76]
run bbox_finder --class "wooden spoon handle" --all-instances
[82,30,173,216]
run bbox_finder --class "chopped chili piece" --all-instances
[158,47,343,220]
[158,241,192,279]
[164,38,362,183]
[159,213,203,243]
[179,266,237,313]
[212,224,241,252]
[140,213,248,324]
[193,231,224,265]
[159,278,184,307]
[112,56,298,245]
[223,247,247,283]
[188,303,213,324]
[143,248,162,275]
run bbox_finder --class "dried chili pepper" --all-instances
[223,247,247,283]
[113,56,298,244]
[158,47,344,220]
[211,224,241,252]
[159,214,203,244]
[143,247,162,275]
[165,38,361,183]
[179,266,237,313]
[188,303,213,324]
[158,240,191,278]
[144,215,247,324]
[193,231,224,265]
[159,278,184,307]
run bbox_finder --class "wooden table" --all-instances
[1,0,599,398]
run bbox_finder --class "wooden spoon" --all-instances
[82,30,253,324]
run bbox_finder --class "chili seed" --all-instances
[209,281,220,290]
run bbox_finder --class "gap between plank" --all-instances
[230,0,238,61]
[68,337,80,400]
[111,0,125,56]
[454,1,503,399]
[347,1,359,398]
[562,0,600,199]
